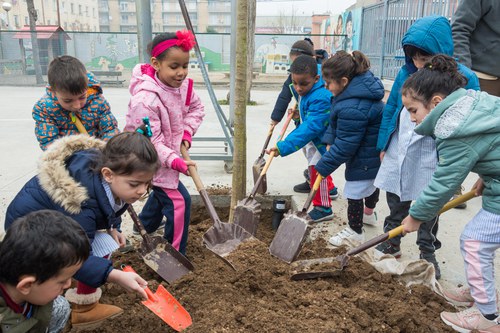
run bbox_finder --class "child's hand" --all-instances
[185,160,197,176]
[287,108,300,120]
[107,269,148,301]
[108,228,126,247]
[379,151,385,161]
[266,147,280,157]
[271,119,279,126]
[472,178,484,196]
[326,145,331,151]
[401,215,422,235]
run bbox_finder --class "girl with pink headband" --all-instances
[124,30,205,255]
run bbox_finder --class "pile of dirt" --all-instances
[69,208,455,333]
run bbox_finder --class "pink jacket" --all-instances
[125,64,205,189]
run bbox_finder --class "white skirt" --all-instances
[343,179,377,200]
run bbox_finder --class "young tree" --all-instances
[26,0,43,84]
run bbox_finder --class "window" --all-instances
[24,16,28,25]
[93,8,96,18]
[14,15,19,28]
[79,4,82,15]
[86,6,89,16]
[70,3,74,14]
[121,15,128,23]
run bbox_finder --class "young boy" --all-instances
[374,15,480,279]
[269,55,334,221]
[32,55,119,150]
[0,210,90,333]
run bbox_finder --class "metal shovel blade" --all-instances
[202,218,255,258]
[233,197,262,236]
[252,157,267,194]
[290,256,349,281]
[269,212,310,263]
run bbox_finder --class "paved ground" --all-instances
[0,84,497,292]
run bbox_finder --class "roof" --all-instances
[13,25,71,40]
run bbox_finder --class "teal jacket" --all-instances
[409,89,500,221]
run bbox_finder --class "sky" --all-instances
[256,0,357,16]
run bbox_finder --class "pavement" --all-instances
[0,84,498,293]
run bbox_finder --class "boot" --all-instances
[65,288,123,330]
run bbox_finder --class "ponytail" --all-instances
[322,50,370,82]
[402,54,467,105]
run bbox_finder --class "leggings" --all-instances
[347,188,380,233]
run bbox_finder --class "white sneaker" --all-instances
[363,211,378,226]
[329,227,365,247]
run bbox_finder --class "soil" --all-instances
[68,207,456,333]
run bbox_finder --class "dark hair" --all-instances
[290,40,315,57]
[48,56,88,95]
[0,210,90,285]
[94,130,160,176]
[404,45,431,58]
[147,32,178,61]
[322,50,370,82]
[402,54,467,105]
[290,55,318,77]
[303,37,314,47]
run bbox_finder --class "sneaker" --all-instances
[363,211,378,226]
[329,186,339,200]
[374,240,402,259]
[308,206,334,222]
[452,186,467,209]
[293,181,311,193]
[303,168,310,182]
[442,286,475,307]
[441,307,500,333]
[329,227,365,247]
[420,252,441,280]
[132,219,166,235]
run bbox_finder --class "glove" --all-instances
[171,158,189,175]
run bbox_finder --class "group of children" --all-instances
[0,14,498,333]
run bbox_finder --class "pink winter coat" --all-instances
[125,64,205,189]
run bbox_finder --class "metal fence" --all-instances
[360,0,459,79]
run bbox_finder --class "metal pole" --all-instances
[135,0,152,64]
[378,0,389,79]
[229,0,237,127]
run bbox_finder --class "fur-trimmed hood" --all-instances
[38,135,105,214]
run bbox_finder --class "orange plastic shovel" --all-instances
[121,265,192,331]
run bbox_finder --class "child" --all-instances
[315,50,384,246]
[0,210,90,333]
[374,15,480,279]
[270,40,338,199]
[4,129,159,329]
[400,54,499,333]
[32,55,119,150]
[268,55,334,222]
[124,30,205,255]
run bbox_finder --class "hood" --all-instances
[336,70,385,102]
[402,15,453,74]
[46,71,103,104]
[38,135,106,214]
[129,63,163,96]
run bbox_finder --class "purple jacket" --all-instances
[125,64,205,189]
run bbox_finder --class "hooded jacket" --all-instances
[376,15,480,152]
[32,72,119,151]
[0,296,52,333]
[125,64,205,189]
[409,89,500,221]
[4,135,121,288]
[315,70,385,181]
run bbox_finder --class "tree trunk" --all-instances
[26,0,44,84]
[246,0,256,102]
[229,0,248,223]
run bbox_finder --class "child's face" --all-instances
[324,77,348,96]
[291,73,319,96]
[55,90,87,113]
[102,169,155,204]
[402,93,442,124]
[25,262,82,306]
[412,54,431,70]
[152,47,190,88]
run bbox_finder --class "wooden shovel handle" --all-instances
[180,144,204,191]
[71,113,88,135]
[257,124,276,159]
[302,174,322,213]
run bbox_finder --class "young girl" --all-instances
[4,129,160,329]
[314,50,385,246]
[400,55,500,332]
[124,30,205,255]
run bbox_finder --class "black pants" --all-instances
[383,191,441,253]
[347,188,380,233]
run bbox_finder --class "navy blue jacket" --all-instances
[271,74,293,123]
[316,70,385,181]
[5,137,126,288]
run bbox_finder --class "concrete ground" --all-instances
[0,85,497,293]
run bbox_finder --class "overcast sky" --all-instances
[256,0,357,16]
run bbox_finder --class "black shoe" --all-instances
[303,168,310,182]
[420,252,441,280]
[293,181,310,193]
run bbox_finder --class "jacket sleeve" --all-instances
[74,256,113,288]
[271,75,293,122]
[95,96,119,141]
[32,100,60,151]
[183,89,205,137]
[451,1,482,69]
[277,96,330,157]
[376,70,403,151]
[322,112,335,145]
[409,139,479,222]
[316,106,369,177]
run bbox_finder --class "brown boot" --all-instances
[65,288,123,330]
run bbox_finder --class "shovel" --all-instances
[121,265,192,332]
[127,206,194,283]
[180,145,255,269]
[290,189,477,280]
[269,174,323,263]
[252,123,275,195]
[234,112,294,235]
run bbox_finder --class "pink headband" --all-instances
[151,30,196,58]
